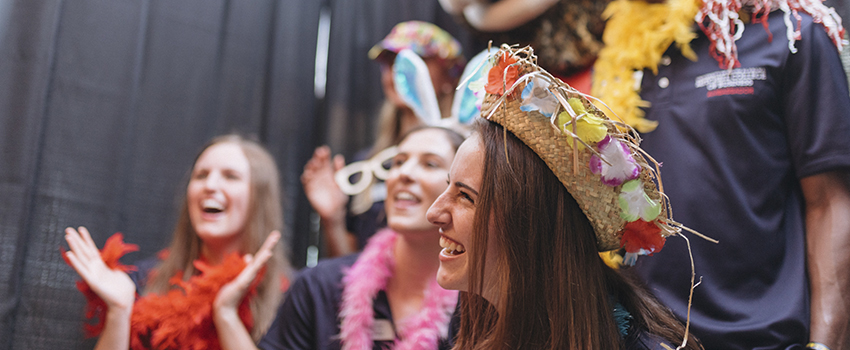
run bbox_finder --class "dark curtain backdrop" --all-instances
[0,0,477,349]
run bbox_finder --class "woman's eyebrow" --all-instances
[455,181,479,196]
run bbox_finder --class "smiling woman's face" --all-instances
[385,128,457,234]
[426,134,499,301]
[186,142,251,251]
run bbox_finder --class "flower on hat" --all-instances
[620,219,665,265]
[520,76,559,117]
[589,136,640,187]
[618,179,662,222]
[485,52,519,96]
[467,60,492,112]
[559,98,608,150]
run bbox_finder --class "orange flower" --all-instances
[485,52,519,96]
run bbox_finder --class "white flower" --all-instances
[519,77,559,117]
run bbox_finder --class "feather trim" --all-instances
[592,0,845,132]
[339,229,457,350]
[130,253,260,350]
[64,233,261,350]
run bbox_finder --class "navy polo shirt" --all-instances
[259,254,455,350]
[634,11,850,350]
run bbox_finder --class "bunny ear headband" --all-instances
[335,49,483,196]
[335,23,475,196]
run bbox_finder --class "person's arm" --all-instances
[214,231,281,350]
[301,146,357,256]
[801,171,850,349]
[443,0,558,32]
[438,0,475,15]
[64,226,136,350]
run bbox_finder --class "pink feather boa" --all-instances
[338,229,458,350]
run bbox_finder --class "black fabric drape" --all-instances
[0,0,476,349]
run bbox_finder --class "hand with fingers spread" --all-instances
[215,230,281,312]
[302,146,356,256]
[301,146,348,222]
[64,226,136,312]
[214,231,281,350]
[64,226,136,350]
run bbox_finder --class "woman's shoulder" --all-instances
[290,254,360,289]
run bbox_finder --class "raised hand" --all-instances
[213,231,280,350]
[214,230,281,312]
[301,146,348,222]
[64,226,136,312]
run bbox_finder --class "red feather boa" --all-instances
[64,233,262,350]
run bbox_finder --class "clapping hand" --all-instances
[214,230,281,312]
[64,226,136,312]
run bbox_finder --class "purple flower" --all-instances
[589,136,640,187]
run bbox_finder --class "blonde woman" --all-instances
[64,134,290,349]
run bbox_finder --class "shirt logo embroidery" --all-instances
[695,67,766,97]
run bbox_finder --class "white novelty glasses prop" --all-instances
[334,146,399,195]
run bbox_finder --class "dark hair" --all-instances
[453,119,700,349]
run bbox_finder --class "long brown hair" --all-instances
[453,120,700,349]
[145,134,291,341]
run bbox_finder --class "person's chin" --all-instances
[437,268,465,292]
[387,217,426,232]
[438,255,468,286]
[195,227,238,240]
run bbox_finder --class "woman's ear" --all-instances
[381,65,406,108]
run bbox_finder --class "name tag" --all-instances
[370,319,396,341]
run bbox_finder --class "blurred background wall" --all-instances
[0,0,476,348]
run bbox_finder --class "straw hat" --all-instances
[475,45,699,259]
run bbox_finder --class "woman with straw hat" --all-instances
[426,45,705,349]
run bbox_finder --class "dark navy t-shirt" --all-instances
[258,254,455,350]
[127,257,159,292]
[634,11,850,350]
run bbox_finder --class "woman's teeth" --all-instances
[202,199,225,213]
[439,236,466,255]
[396,192,417,201]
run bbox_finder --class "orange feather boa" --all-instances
[64,233,261,350]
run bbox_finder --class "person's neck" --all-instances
[384,229,442,321]
[386,229,441,296]
[200,239,241,265]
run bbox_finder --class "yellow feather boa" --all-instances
[591,0,701,133]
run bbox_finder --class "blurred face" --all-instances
[187,142,251,250]
[427,134,497,300]
[385,129,456,234]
